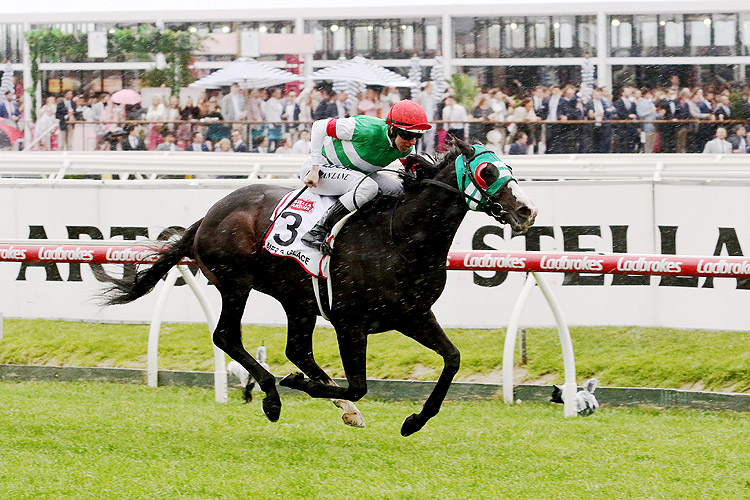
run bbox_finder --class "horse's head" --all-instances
[449,136,538,235]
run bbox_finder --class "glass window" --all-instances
[611,18,632,48]
[378,27,392,52]
[488,24,501,55]
[533,22,548,49]
[714,14,736,47]
[505,20,525,49]
[425,25,439,51]
[637,17,658,47]
[353,26,369,52]
[401,25,414,51]
[332,26,346,51]
[556,21,574,49]
[688,15,711,47]
[665,18,684,47]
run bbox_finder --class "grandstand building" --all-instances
[3,0,750,93]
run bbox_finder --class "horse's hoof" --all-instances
[400,413,424,437]
[279,372,305,390]
[342,411,365,428]
[261,396,281,422]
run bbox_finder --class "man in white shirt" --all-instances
[292,129,311,155]
[441,96,468,141]
[703,127,733,154]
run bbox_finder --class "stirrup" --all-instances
[301,225,327,250]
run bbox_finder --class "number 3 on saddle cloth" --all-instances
[262,188,354,279]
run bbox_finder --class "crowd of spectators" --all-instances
[6,75,750,155]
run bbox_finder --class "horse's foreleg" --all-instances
[214,289,281,422]
[283,313,364,427]
[397,313,460,437]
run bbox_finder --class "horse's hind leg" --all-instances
[213,287,281,422]
[283,312,364,428]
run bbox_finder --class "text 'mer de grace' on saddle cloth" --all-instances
[263,188,337,278]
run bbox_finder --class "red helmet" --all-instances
[385,100,431,131]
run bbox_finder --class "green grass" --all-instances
[1,319,750,392]
[1,381,749,499]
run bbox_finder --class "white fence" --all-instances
[2,152,750,183]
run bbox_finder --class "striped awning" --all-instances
[310,56,416,87]
[189,58,304,89]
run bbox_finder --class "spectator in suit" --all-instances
[702,127,732,154]
[672,88,692,153]
[687,91,713,153]
[696,89,716,150]
[636,89,658,153]
[727,125,748,154]
[220,83,248,130]
[542,86,563,154]
[584,87,615,153]
[231,129,248,152]
[655,90,677,153]
[558,85,583,153]
[0,90,21,127]
[55,90,77,151]
[613,86,639,153]
[185,132,210,152]
[714,94,732,122]
[121,125,146,151]
[250,135,270,153]
[508,132,528,155]
[312,88,338,120]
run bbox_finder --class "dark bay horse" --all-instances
[103,137,537,436]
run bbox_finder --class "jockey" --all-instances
[300,99,431,251]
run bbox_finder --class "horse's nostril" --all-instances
[517,206,533,218]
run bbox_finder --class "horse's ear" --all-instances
[450,135,475,158]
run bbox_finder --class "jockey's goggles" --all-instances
[394,128,424,141]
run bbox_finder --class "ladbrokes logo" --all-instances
[0,246,27,260]
[105,247,158,263]
[462,253,527,269]
[540,255,604,272]
[37,246,94,262]
[616,257,682,274]
[697,258,750,275]
[290,199,315,213]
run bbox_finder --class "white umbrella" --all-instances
[429,56,449,101]
[408,56,422,99]
[310,56,416,88]
[0,62,14,95]
[189,58,304,89]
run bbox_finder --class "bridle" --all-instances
[418,148,515,225]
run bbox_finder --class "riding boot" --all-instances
[301,201,350,252]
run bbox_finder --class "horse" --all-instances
[102,136,538,436]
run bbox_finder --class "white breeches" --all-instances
[299,160,404,212]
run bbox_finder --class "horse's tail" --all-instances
[100,219,202,306]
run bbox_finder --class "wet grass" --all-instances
[1,319,749,392]
[1,381,749,500]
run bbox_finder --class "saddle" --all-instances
[263,188,356,319]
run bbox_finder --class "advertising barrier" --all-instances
[3,179,750,329]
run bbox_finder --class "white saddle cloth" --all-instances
[263,188,336,278]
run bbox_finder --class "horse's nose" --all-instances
[517,205,537,220]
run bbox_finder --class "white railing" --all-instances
[1,152,750,183]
